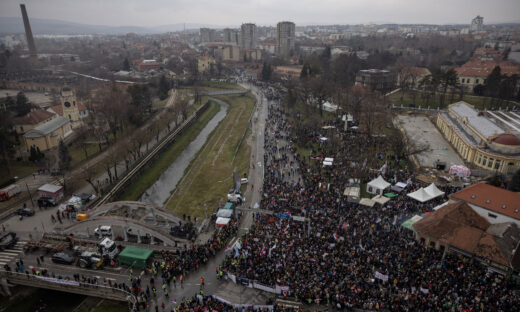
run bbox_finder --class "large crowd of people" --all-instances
[222,97,520,311]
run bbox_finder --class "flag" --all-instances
[342,221,349,230]
[268,243,277,257]
[170,298,177,303]
[310,257,317,262]
[260,246,267,257]
[380,162,387,175]
[287,240,294,247]
[333,232,339,240]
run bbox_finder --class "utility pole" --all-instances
[25,182,34,208]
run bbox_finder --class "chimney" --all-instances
[20,4,37,58]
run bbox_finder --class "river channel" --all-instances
[139,98,229,206]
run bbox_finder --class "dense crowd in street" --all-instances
[223,98,520,311]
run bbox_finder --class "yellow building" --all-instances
[24,116,72,152]
[197,56,216,74]
[436,101,520,174]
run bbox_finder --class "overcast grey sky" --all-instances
[1,0,519,27]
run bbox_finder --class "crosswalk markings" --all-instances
[0,241,25,266]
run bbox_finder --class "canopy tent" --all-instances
[118,246,153,268]
[449,165,471,177]
[424,183,445,199]
[391,185,404,193]
[407,188,431,203]
[344,185,361,203]
[324,157,334,163]
[322,101,338,112]
[319,137,328,142]
[372,195,390,205]
[401,215,424,230]
[384,192,397,198]
[395,182,408,188]
[216,217,231,227]
[359,198,376,207]
[323,161,333,167]
[216,209,233,218]
[223,202,235,210]
[367,176,391,195]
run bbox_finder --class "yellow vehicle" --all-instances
[76,214,88,221]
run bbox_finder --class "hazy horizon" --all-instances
[1,0,519,29]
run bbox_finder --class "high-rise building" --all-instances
[200,28,216,43]
[470,15,484,32]
[276,21,295,57]
[240,23,257,50]
[20,4,37,57]
[223,28,239,45]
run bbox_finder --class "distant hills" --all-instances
[0,17,228,35]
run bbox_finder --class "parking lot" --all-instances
[395,114,464,168]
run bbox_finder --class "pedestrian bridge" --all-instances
[0,271,135,306]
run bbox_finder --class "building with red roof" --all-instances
[12,109,57,134]
[413,201,520,272]
[455,60,520,92]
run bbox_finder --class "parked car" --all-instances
[227,189,245,204]
[16,208,35,217]
[240,178,248,184]
[0,232,18,250]
[37,197,57,207]
[51,252,75,265]
[94,225,112,237]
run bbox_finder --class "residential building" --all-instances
[470,15,484,32]
[413,201,520,273]
[222,45,240,62]
[12,109,56,134]
[138,59,161,72]
[274,66,302,80]
[397,67,431,89]
[436,102,520,174]
[355,69,395,93]
[223,28,239,45]
[455,60,520,92]
[241,23,257,50]
[259,42,277,55]
[198,55,216,74]
[276,21,295,57]
[23,116,72,152]
[242,49,262,62]
[449,183,520,226]
[200,28,216,43]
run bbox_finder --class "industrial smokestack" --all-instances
[20,4,37,57]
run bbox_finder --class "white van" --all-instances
[94,225,112,237]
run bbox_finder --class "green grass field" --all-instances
[165,93,254,218]
[117,101,220,201]
[389,91,518,110]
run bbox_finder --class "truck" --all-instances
[0,232,18,250]
[78,251,103,269]
[0,184,21,202]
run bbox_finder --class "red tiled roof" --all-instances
[49,104,63,116]
[450,184,520,220]
[414,202,511,266]
[400,66,431,77]
[455,60,520,78]
[491,133,520,146]
[12,109,55,125]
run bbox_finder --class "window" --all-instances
[482,156,487,167]
[475,79,479,84]
[488,213,497,219]
[462,78,465,83]
[494,159,501,170]
[488,158,494,168]
[477,153,482,164]
[68,114,72,121]
[368,187,373,193]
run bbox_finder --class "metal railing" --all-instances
[0,269,137,310]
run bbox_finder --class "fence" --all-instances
[225,271,290,296]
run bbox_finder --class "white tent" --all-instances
[323,161,333,167]
[216,217,231,227]
[216,209,233,218]
[367,176,391,195]
[372,195,390,205]
[424,183,445,199]
[407,188,432,203]
[359,198,376,207]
